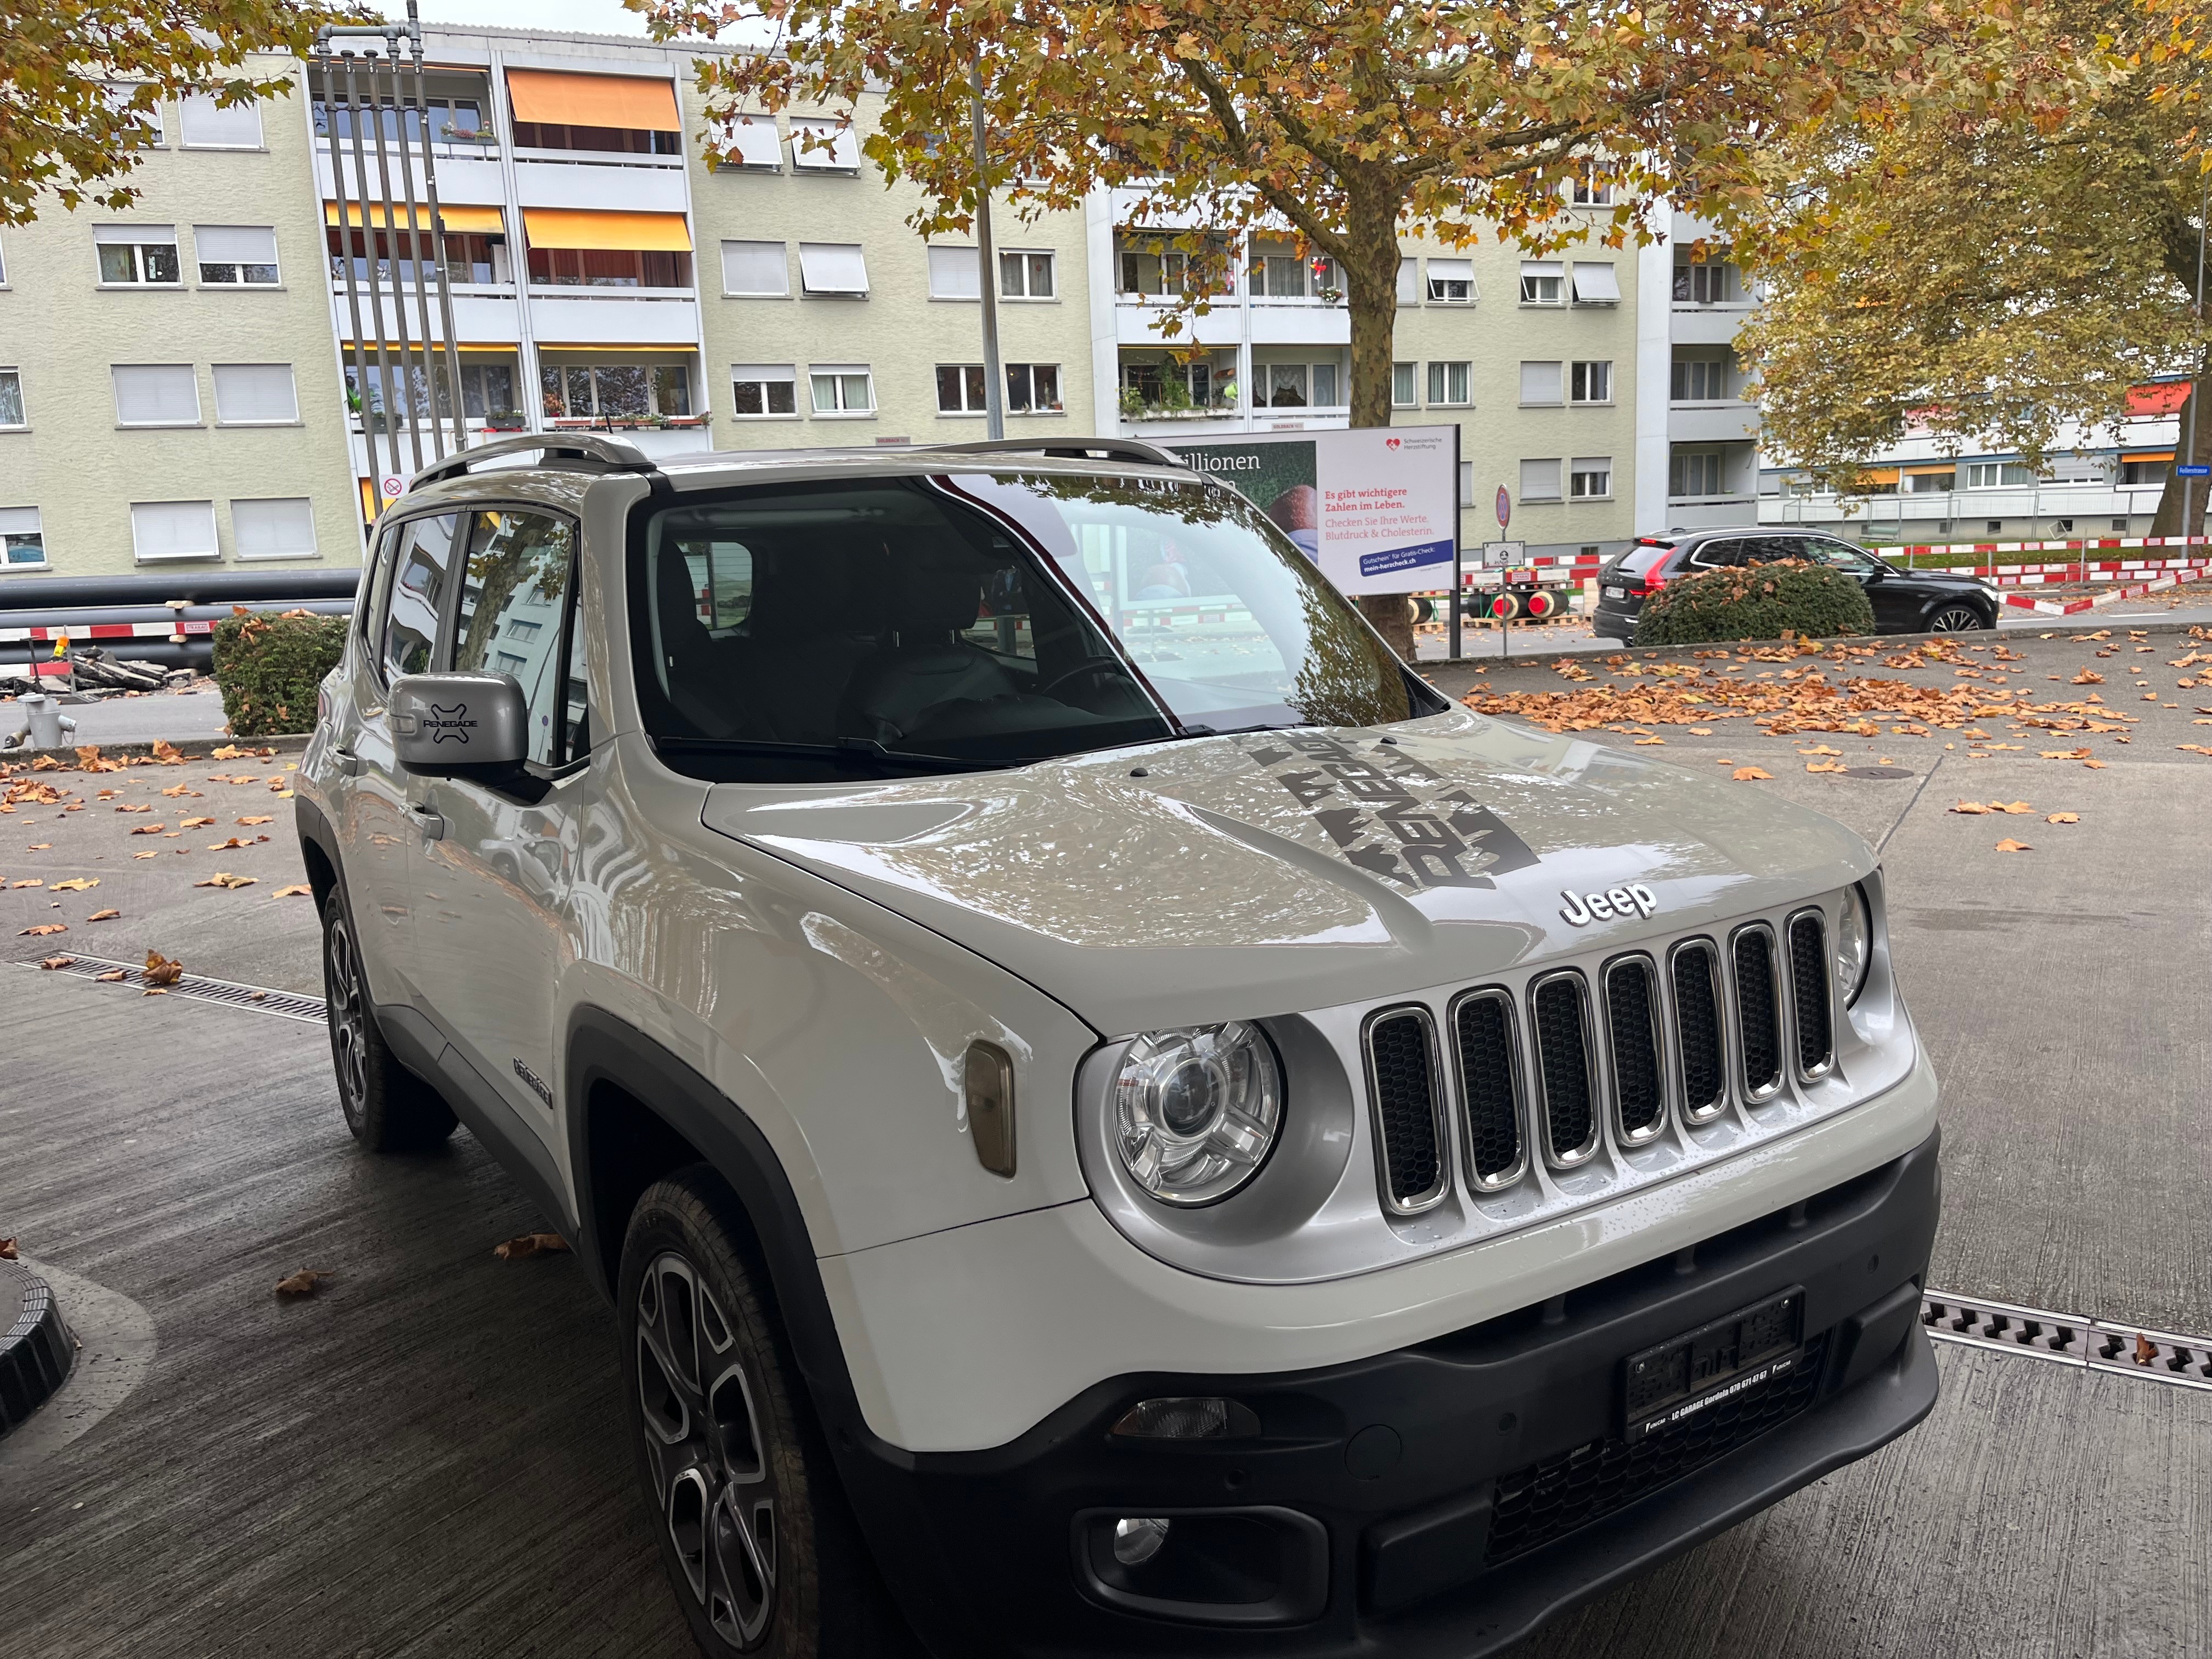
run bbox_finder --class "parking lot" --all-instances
[3,623,2209,1658]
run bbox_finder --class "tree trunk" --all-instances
[1342,177,1417,659]
[2146,349,2212,539]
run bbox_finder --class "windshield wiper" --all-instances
[656,736,1018,772]
[1171,722,1304,740]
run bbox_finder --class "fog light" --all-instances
[1113,1516,1171,1566]
[1110,1396,1260,1440]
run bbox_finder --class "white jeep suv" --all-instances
[296,434,1940,1658]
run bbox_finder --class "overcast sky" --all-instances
[377,0,652,36]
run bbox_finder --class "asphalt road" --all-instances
[3,625,2209,1658]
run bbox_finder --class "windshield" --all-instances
[633,471,1422,780]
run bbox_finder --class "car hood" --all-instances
[701,708,1873,1036]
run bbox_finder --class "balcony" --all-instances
[529,291,698,345]
[1667,400,1759,444]
[1670,305,1752,347]
[317,150,506,209]
[513,156,687,213]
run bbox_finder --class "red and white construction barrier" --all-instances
[0,619,216,646]
[2001,574,2183,616]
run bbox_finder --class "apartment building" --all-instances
[2,21,1664,579]
[0,53,359,575]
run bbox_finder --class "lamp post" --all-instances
[970,55,1005,441]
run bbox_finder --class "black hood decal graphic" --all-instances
[1243,734,1540,892]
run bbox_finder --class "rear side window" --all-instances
[1612,543,1671,578]
[381,513,461,682]
[360,525,400,654]
[451,509,580,767]
[1688,538,1745,568]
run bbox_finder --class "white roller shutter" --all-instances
[212,363,298,424]
[131,500,219,560]
[231,498,318,559]
[112,364,199,425]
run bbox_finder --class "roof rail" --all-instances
[406,432,656,492]
[922,436,1194,471]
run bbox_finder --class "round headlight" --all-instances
[1835,883,1872,1007]
[1113,1022,1283,1206]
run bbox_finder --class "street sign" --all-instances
[1496,486,1511,529]
[1481,539,1525,570]
[2179,464,2210,478]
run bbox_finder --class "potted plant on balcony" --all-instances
[485,409,527,431]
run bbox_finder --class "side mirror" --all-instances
[390,672,541,798]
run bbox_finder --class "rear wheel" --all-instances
[620,1169,915,1657]
[320,890,456,1152]
[1927,604,1989,633]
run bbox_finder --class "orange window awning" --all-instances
[506,68,680,132]
[1859,467,1900,484]
[522,207,692,252]
[1904,463,1956,475]
[2126,450,2176,463]
[2126,382,2191,416]
[326,202,505,234]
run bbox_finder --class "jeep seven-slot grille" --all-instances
[1603,958,1664,1138]
[1733,929,1782,1095]
[1671,943,1725,1119]
[1453,993,1523,1183]
[1787,915,1832,1074]
[1531,976,1595,1160]
[1367,1011,1445,1208]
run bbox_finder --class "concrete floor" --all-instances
[4,624,2210,1657]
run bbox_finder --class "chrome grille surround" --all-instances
[1666,937,1729,1124]
[1447,988,1528,1192]
[1600,952,1669,1147]
[1727,922,1786,1105]
[1786,908,1836,1081]
[1528,970,1602,1169]
[1360,1003,1452,1215]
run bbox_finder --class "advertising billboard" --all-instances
[1161,426,1461,596]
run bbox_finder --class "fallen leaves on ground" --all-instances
[143,950,183,987]
[274,883,312,898]
[2046,812,2080,823]
[494,1232,571,1261]
[94,969,125,982]
[1950,802,1991,814]
[2072,671,2104,684]
[128,823,166,835]
[2084,758,2109,768]
[150,740,183,764]
[159,784,198,798]
[115,803,152,814]
[1805,761,1847,773]
[2041,748,2093,759]
[1995,838,2033,852]
[1732,766,1773,781]
[0,1238,15,1261]
[179,816,215,828]
[206,837,253,850]
[50,877,97,891]
[194,872,256,889]
[132,850,160,860]
[87,909,119,921]
[37,953,75,969]
[1991,802,2035,815]
[273,1268,330,1298]
[20,923,66,935]
[10,878,42,888]
[237,815,273,826]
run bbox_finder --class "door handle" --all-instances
[411,804,447,841]
[332,746,364,777]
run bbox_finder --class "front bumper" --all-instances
[838,1130,1941,1658]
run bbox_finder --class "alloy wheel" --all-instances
[323,913,369,1132]
[636,1250,777,1649]
[1927,606,1987,632]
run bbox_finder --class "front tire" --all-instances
[320,890,457,1151]
[1927,603,1989,632]
[620,1169,913,1657]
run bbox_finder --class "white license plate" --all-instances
[1604,585,1626,599]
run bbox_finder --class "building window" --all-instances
[456,363,517,419]
[540,362,691,420]
[1391,362,1417,408]
[1908,469,1956,493]
[927,245,979,300]
[1672,450,1725,496]
[1425,258,1473,303]
[131,499,219,561]
[797,242,869,297]
[2121,457,2168,486]
[1570,456,1613,499]
[1427,361,1472,407]
[1572,176,1613,205]
[1006,363,1061,411]
[1672,357,1730,401]
[0,368,23,427]
[178,93,263,149]
[528,246,689,289]
[1118,243,1207,296]
[0,506,44,567]
[936,365,989,413]
[1000,250,1054,298]
[718,112,781,170]
[809,364,874,414]
[230,497,318,560]
[112,364,200,426]
[1258,252,1306,298]
[1570,361,1612,404]
[721,239,789,296]
[196,224,278,285]
[103,83,166,148]
[1673,261,1738,304]
[95,225,181,286]
[1519,360,1562,405]
[211,363,298,425]
[732,364,798,417]
[1570,263,1621,304]
[1985,519,2004,534]
[1967,461,2036,488]
[789,116,861,170]
[1396,257,1419,304]
[1267,365,1309,408]
[1519,458,1562,501]
[1519,261,1563,304]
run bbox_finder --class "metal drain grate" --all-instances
[1921,1289,2212,1392]
[29,952,328,1025]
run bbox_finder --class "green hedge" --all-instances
[1634,560,1875,646]
[212,612,348,737]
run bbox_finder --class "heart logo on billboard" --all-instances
[1385,437,1401,449]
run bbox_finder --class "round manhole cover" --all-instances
[1842,765,1915,778]
[1,1259,75,1439]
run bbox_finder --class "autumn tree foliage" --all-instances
[1740,0,2212,534]
[1,0,356,227]
[636,0,2019,647]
